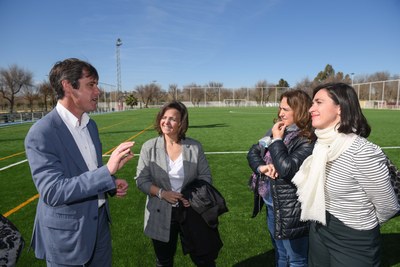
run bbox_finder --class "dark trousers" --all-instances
[309,211,381,267]
[152,207,218,267]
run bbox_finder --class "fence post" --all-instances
[397,80,400,108]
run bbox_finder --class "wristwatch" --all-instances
[157,188,163,199]
[270,137,282,145]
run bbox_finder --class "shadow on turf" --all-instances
[189,123,228,129]
[233,250,275,267]
[232,234,400,267]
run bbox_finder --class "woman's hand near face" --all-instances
[271,121,286,139]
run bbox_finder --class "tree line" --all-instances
[1,64,399,113]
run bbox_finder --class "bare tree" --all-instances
[0,65,33,113]
[135,85,148,107]
[372,72,400,103]
[368,71,391,82]
[234,87,248,99]
[293,78,314,96]
[23,84,39,112]
[206,82,223,102]
[135,83,162,108]
[168,84,178,101]
[38,80,56,111]
[184,83,203,106]
[0,93,7,111]
[254,80,268,104]
[219,88,232,101]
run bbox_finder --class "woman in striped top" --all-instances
[293,82,399,266]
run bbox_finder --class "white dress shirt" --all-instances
[168,153,184,193]
[56,102,105,207]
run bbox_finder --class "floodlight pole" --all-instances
[396,80,400,107]
[351,72,354,86]
[116,38,122,110]
[351,73,359,99]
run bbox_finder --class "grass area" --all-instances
[1,107,400,267]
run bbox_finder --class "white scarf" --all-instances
[292,125,357,225]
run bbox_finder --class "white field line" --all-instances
[0,159,28,171]
[1,147,399,172]
[205,151,248,154]
[101,151,249,157]
[229,111,277,115]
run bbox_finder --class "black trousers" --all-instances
[309,211,381,267]
[152,207,219,267]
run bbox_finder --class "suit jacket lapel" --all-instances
[181,140,192,188]
[87,120,102,167]
[155,136,172,190]
[51,110,88,173]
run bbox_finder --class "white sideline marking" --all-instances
[206,151,247,154]
[1,148,399,172]
[0,159,28,171]
[229,111,276,115]
[101,151,249,157]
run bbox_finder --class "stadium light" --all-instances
[351,73,354,86]
[116,38,122,110]
[351,73,359,99]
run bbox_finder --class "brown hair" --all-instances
[49,58,98,100]
[277,89,316,141]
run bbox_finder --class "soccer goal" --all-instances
[364,100,387,109]
[223,99,247,107]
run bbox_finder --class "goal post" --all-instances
[223,99,247,107]
[363,100,387,109]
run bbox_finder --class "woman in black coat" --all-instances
[247,89,316,267]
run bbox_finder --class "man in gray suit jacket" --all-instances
[25,58,134,267]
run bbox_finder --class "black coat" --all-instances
[247,134,315,239]
[179,180,228,259]
[182,179,228,228]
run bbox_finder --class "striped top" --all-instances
[325,136,399,230]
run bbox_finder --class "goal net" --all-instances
[364,100,387,109]
[223,99,247,107]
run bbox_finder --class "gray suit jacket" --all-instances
[24,109,116,265]
[135,136,212,242]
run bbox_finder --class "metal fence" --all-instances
[0,112,48,124]
[1,80,399,125]
[352,79,400,109]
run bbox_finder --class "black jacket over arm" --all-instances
[179,180,228,259]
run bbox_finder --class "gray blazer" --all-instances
[24,109,116,265]
[135,136,212,242]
